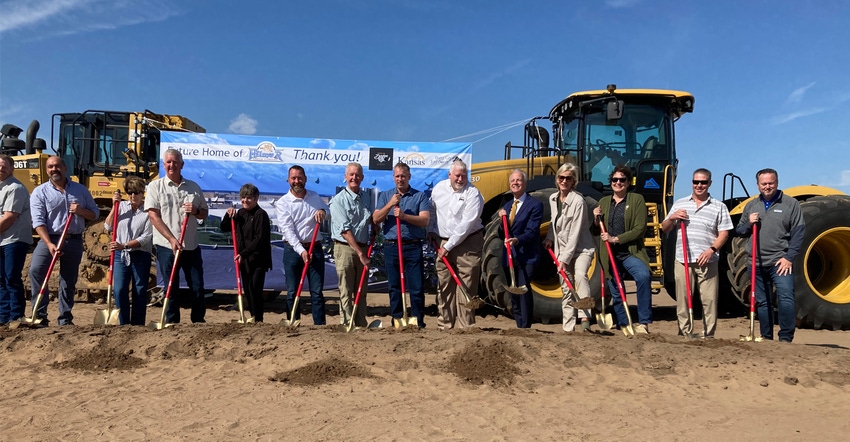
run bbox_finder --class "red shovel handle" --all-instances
[37,214,74,297]
[500,215,516,269]
[432,239,464,288]
[396,214,406,295]
[294,222,321,299]
[163,214,190,301]
[107,201,119,285]
[750,223,758,314]
[230,216,244,296]
[597,215,628,304]
[353,239,375,306]
[680,220,693,310]
[546,247,575,292]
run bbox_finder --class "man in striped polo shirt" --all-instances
[661,168,733,338]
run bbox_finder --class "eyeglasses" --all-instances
[610,177,628,183]
[557,175,574,182]
[692,180,710,186]
[126,191,143,195]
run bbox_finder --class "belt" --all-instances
[384,239,423,245]
[438,228,483,241]
[334,240,367,248]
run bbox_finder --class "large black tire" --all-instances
[726,236,752,306]
[794,195,850,330]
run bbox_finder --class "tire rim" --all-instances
[803,226,850,304]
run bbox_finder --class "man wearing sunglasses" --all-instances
[661,168,733,338]
[591,165,653,333]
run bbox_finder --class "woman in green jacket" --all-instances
[591,165,652,333]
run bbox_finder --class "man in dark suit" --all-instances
[497,170,544,328]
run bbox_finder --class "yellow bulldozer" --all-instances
[1,110,203,301]
[471,85,850,330]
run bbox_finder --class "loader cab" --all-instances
[550,87,694,210]
[53,111,136,182]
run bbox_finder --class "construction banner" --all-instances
[159,131,472,196]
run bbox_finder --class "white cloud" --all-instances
[786,82,816,105]
[770,107,827,125]
[0,0,184,37]
[472,59,531,92]
[228,113,258,135]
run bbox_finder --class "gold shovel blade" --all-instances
[94,308,120,326]
[595,312,614,330]
[8,317,44,329]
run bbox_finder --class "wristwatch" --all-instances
[710,246,718,253]
[125,242,132,250]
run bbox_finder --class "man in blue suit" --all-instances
[497,170,544,328]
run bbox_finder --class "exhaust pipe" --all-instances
[25,120,40,154]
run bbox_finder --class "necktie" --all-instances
[509,199,519,226]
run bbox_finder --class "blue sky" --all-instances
[2,0,849,199]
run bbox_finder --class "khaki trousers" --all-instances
[334,243,368,327]
[561,249,594,331]
[675,260,719,337]
[436,232,482,329]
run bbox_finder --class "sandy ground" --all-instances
[2,289,849,441]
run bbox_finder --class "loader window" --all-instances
[94,126,129,166]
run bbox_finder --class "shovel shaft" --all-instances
[546,247,576,293]
[680,220,694,311]
[597,215,635,332]
[348,239,375,332]
[290,223,321,321]
[28,214,74,321]
[432,239,474,305]
[749,224,758,315]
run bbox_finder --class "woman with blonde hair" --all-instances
[543,163,595,331]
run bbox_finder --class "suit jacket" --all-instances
[499,193,544,266]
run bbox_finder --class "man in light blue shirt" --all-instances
[29,156,98,326]
[330,163,373,327]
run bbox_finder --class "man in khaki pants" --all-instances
[429,159,484,329]
[329,163,373,328]
[661,168,733,338]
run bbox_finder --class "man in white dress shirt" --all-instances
[429,159,484,329]
[274,165,328,325]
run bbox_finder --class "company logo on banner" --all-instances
[369,147,394,171]
[159,131,472,197]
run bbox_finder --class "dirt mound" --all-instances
[269,356,375,386]
[50,344,146,372]
[446,339,522,386]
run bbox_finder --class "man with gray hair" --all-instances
[662,168,733,338]
[429,159,484,329]
[330,162,374,328]
[146,148,209,324]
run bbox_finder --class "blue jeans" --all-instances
[0,241,29,323]
[751,265,795,341]
[608,254,653,326]
[282,243,326,324]
[384,242,426,326]
[113,250,152,326]
[29,235,84,325]
[156,245,206,324]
